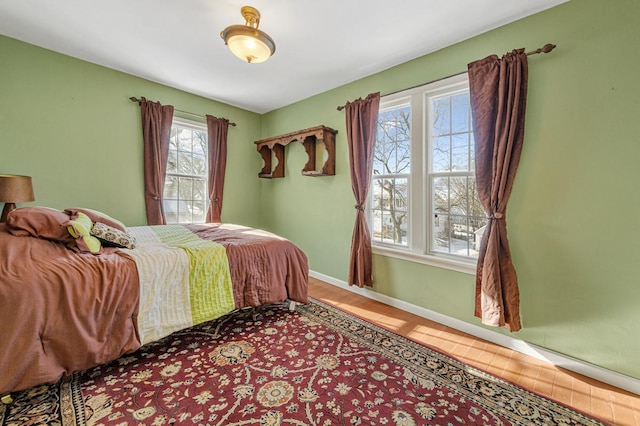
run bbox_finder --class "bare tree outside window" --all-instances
[371,105,410,246]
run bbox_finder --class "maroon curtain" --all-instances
[345,92,381,287]
[468,49,528,332]
[205,115,229,223]
[141,97,174,225]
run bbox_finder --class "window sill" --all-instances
[372,245,477,275]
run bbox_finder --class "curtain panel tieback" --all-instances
[487,212,504,220]
[354,205,365,211]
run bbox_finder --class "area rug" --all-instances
[1,299,605,426]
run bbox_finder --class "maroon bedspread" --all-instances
[185,223,309,307]
[0,223,309,395]
[0,224,140,395]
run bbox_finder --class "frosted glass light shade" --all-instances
[220,6,276,64]
[223,27,275,63]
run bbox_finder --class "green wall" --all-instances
[2,0,639,381]
[0,35,263,227]
[261,0,640,379]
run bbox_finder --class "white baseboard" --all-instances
[309,270,640,395]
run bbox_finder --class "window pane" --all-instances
[433,177,449,214]
[169,128,178,149]
[451,92,470,133]
[393,178,408,210]
[388,178,407,245]
[372,179,383,209]
[164,176,179,199]
[469,133,476,171]
[451,134,469,171]
[470,179,484,217]
[166,150,178,174]
[432,97,450,136]
[193,132,206,155]
[382,212,393,241]
[177,128,192,151]
[469,215,486,256]
[370,177,407,247]
[178,200,191,223]
[450,215,472,256]
[381,178,391,209]
[163,199,178,223]
[433,213,450,253]
[193,179,207,202]
[448,176,468,216]
[375,105,411,175]
[179,177,194,200]
[178,152,195,175]
[394,137,410,174]
[372,210,383,243]
[193,152,206,175]
[192,201,206,223]
[432,136,450,172]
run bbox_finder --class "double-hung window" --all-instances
[163,118,208,224]
[370,74,486,273]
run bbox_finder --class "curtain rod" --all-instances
[129,97,237,127]
[336,43,556,111]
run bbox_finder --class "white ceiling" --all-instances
[0,0,567,114]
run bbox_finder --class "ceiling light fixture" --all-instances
[220,6,276,64]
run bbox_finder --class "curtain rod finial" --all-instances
[541,43,556,54]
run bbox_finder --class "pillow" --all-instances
[6,207,76,245]
[67,212,102,253]
[64,207,126,231]
[91,222,136,249]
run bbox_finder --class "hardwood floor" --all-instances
[308,277,640,426]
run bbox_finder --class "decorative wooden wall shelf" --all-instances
[254,125,338,178]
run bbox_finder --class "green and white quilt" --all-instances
[127,225,235,344]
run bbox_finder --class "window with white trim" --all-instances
[163,118,208,224]
[370,74,487,270]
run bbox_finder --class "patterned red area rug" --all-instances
[1,299,605,425]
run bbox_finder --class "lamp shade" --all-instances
[221,6,276,64]
[0,174,34,203]
[0,174,35,222]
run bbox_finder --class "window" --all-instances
[370,74,487,272]
[163,118,208,224]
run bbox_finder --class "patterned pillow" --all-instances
[91,222,136,249]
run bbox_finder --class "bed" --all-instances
[0,207,308,396]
